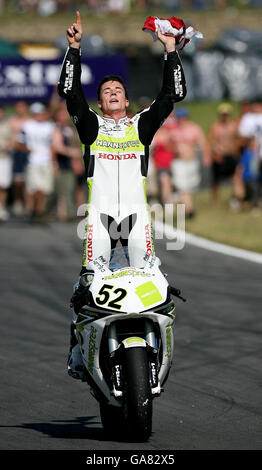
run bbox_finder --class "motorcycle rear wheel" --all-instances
[123,346,152,441]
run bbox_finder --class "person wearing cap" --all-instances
[168,107,210,218]
[208,102,239,204]
[57,11,187,380]
[17,102,56,221]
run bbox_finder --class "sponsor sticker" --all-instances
[136,281,163,307]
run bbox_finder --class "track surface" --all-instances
[0,219,261,451]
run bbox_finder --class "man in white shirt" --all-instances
[18,102,56,221]
[238,100,262,159]
[238,99,262,199]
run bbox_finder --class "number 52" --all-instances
[95,284,127,310]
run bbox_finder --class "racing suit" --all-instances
[58,47,187,270]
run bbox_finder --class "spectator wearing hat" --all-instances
[17,102,56,221]
[169,107,210,217]
[208,103,239,204]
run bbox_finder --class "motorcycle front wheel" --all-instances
[123,346,152,441]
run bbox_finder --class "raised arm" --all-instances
[57,11,98,145]
[138,31,187,146]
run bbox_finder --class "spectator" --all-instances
[238,99,262,187]
[236,137,261,209]
[0,106,12,222]
[151,113,177,205]
[8,101,30,216]
[18,102,56,222]
[169,107,210,218]
[208,103,239,204]
[107,0,130,13]
[235,100,253,128]
[19,0,38,13]
[51,106,82,221]
[71,152,87,210]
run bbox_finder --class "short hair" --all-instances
[97,75,129,101]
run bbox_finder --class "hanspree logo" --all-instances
[98,153,137,160]
[95,139,140,150]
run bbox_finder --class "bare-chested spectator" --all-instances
[151,113,178,206]
[169,107,210,218]
[208,103,238,204]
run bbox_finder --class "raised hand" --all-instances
[157,29,176,53]
[67,11,82,48]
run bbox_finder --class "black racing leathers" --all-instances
[58,47,187,269]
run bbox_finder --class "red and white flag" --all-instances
[142,16,203,51]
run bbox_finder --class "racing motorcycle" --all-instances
[73,246,186,441]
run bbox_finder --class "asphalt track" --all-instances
[0,218,262,452]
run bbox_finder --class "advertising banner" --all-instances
[0,55,127,103]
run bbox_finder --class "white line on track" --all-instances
[154,220,262,265]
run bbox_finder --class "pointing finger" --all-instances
[76,10,82,26]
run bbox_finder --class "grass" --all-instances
[183,186,262,254]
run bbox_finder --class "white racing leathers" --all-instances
[58,47,187,270]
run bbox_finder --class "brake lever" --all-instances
[169,286,187,302]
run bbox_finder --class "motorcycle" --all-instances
[73,246,186,441]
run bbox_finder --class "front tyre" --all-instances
[123,346,152,441]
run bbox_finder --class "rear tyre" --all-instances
[123,346,152,441]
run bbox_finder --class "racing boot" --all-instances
[67,320,85,380]
[67,271,94,380]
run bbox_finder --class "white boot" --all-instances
[67,306,85,380]
[67,342,85,380]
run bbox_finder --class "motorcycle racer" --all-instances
[58,11,187,379]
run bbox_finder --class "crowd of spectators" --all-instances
[0,97,261,224]
[0,99,85,223]
[150,99,262,217]
[0,0,260,15]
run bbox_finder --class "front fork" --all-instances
[108,320,161,398]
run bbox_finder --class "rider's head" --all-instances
[97,75,128,101]
[97,75,129,116]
